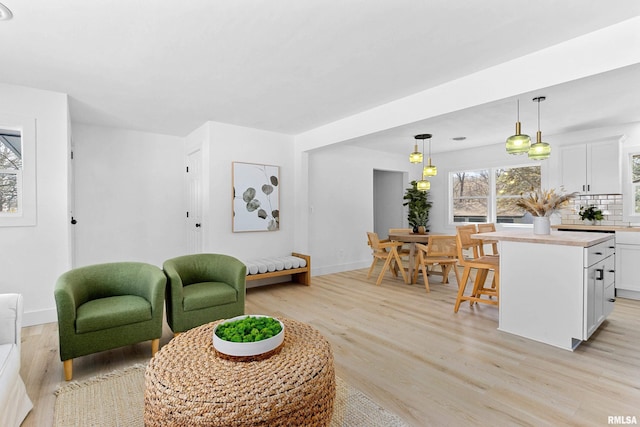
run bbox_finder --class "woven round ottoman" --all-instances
[144,317,335,426]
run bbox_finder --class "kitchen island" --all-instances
[475,230,615,351]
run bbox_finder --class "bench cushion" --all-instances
[244,256,307,276]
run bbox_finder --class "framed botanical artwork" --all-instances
[232,162,280,232]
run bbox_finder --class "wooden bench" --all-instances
[244,253,311,285]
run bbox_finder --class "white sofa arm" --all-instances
[0,293,22,351]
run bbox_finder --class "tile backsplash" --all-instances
[561,194,625,226]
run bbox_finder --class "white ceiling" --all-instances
[1,1,639,154]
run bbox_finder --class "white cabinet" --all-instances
[615,230,640,300]
[498,233,615,350]
[560,139,621,194]
[584,240,615,339]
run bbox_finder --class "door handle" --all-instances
[195,223,202,228]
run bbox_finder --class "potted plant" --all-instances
[515,187,577,235]
[403,180,432,234]
[578,205,604,225]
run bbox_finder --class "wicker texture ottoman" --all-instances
[144,318,335,426]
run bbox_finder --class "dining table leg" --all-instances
[408,242,416,284]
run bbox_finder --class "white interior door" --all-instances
[187,149,203,254]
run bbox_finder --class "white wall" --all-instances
[307,144,410,275]
[188,121,296,261]
[0,84,71,326]
[72,124,187,267]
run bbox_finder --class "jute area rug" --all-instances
[54,364,408,427]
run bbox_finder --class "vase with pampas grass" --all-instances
[515,188,577,235]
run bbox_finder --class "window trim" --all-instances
[622,149,640,223]
[449,163,541,226]
[0,115,36,227]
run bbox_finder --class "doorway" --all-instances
[373,169,407,239]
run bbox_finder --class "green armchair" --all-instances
[54,262,166,380]
[163,253,246,334]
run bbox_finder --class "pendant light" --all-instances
[528,96,551,160]
[505,99,531,155]
[414,134,431,191]
[409,135,423,164]
[422,134,437,177]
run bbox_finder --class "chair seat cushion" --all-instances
[183,282,237,311]
[76,295,152,334]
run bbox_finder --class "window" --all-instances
[0,115,36,227]
[451,164,541,224]
[622,151,640,223]
[632,154,640,214]
[452,170,489,222]
[0,130,22,214]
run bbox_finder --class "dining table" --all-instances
[388,230,431,284]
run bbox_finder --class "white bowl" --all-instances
[213,315,285,357]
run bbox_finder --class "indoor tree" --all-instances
[403,180,432,232]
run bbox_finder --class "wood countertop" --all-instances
[473,230,614,247]
[552,224,640,232]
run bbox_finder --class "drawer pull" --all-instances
[608,298,616,303]
[608,269,615,273]
[594,252,603,255]
[595,269,604,280]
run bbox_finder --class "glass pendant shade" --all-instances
[423,161,437,177]
[416,178,430,191]
[528,131,551,160]
[505,122,531,155]
[409,143,423,163]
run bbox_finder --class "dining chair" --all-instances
[477,222,499,256]
[453,226,499,312]
[413,235,461,292]
[388,227,413,265]
[366,232,408,285]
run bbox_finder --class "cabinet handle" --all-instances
[608,246,615,249]
[594,252,603,255]
[587,184,590,191]
[595,269,604,280]
[582,185,585,191]
[608,298,616,303]
[608,269,615,273]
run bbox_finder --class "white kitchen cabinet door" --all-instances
[615,243,640,293]
[589,140,621,194]
[560,139,620,194]
[560,144,588,194]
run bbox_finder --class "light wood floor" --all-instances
[20,268,640,427]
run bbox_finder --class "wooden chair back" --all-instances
[367,232,387,256]
[455,225,482,261]
[477,223,499,255]
[426,235,458,258]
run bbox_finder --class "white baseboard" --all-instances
[312,260,370,276]
[24,308,57,327]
